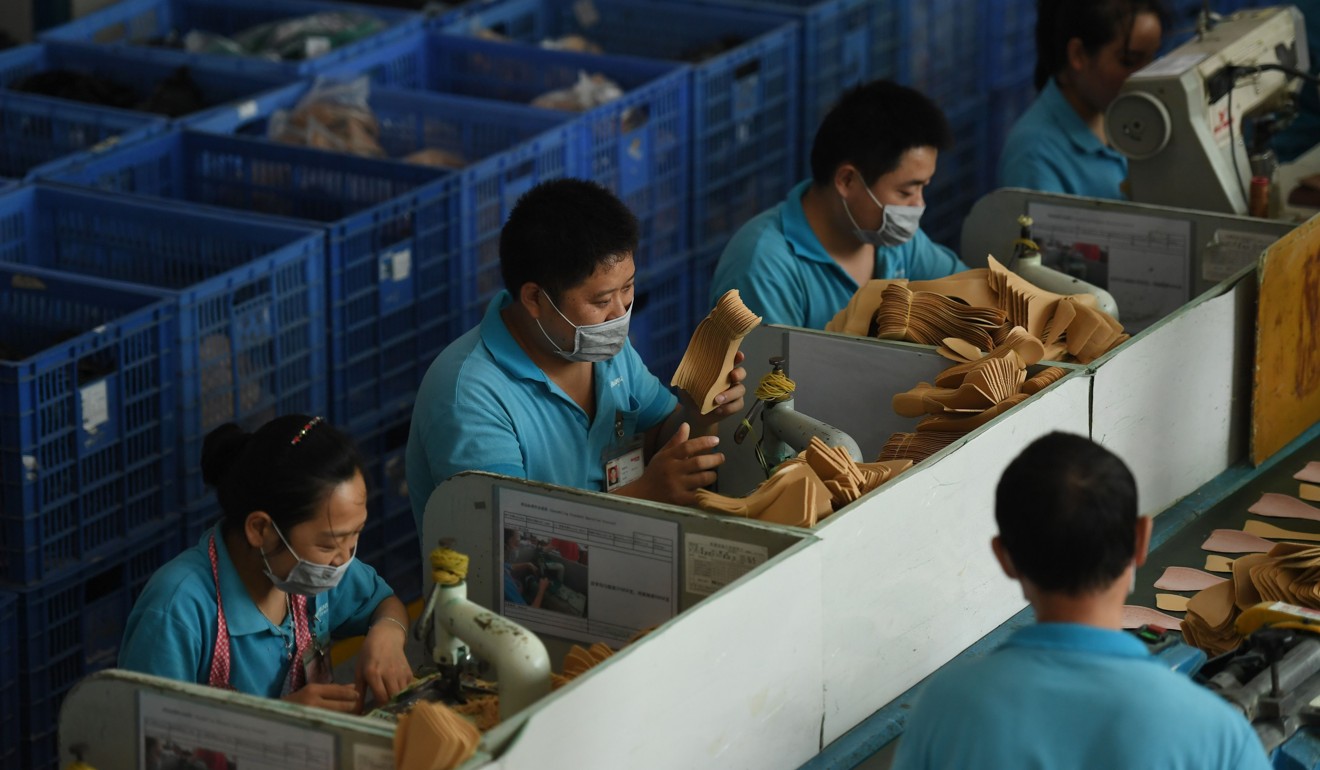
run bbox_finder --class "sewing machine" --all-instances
[1106,6,1310,215]
[734,356,863,475]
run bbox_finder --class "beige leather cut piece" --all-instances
[1155,593,1190,612]
[1153,566,1227,591]
[1301,483,1320,502]
[394,701,481,770]
[671,289,761,414]
[1204,555,1236,573]
[1244,519,1320,542]
[1248,492,1320,522]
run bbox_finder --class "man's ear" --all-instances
[1133,516,1153,568]
[518,282,544,319]
[832,164,859,200]
[1065,37,1088,75]
[991,535,1018,580]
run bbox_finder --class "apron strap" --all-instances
[207,532,236,691]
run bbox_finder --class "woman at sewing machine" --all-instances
[119,415,413,713]
[998,0,1167,199]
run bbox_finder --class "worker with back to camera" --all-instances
[406,178,747,525]
[119,415,413,713]
[891,432,1269,770]
[708,79,968,330]
[998,0,1167,199]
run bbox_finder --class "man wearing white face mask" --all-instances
[710,79,968,329]
[891,433,1268,770]
[407,179,747,524]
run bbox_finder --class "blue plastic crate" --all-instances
[0,41,288,121]
[629,262,691,383]
[922,97,988,250]
[350,405,421,603]
[985,81,1037,191]
[899,0,985,111]
[0,91,167,182]
[322,30,691,275]
[0,183,327,521]
[0,262,177,586]
[15,521,177,770]
[187,80,578,334]
[46,129,454,434]
[983,0,1035,91]
[38,0,422,77]
[688,239,723,323]
[436,0,800,251]
[0,591,18,769]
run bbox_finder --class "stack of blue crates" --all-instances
[0,590,16,768]
[0,91,167,181]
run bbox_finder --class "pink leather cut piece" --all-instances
[1153,566,1228,591]
[1122,605,1184,631]
[1201,529,1275,554]
[1248,493,1320,522]
[1295,462,1320,484]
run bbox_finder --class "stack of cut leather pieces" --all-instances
[873,283,1007,349]
[879,328,1057,463]
[694,441,912,527]
[551,641,617,690]
[671,289,762,413]
[394,701,481,770]
[985,256,1127,363]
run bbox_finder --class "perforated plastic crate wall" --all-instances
[0,260,177,586]
[0,91,166,182]
[921,97,988,250]
[435,0,800,251]
[322,31,691,275]
[45,129,450,431]
[0,183,326,521]
[15,521,177,770]
[985,81,1037,192]
[0,591,18,768]
[38,0,422,77]
[188,82,575,348]
[0,41,289,121]
[352,404,421,603]
[982,0,1036,91]
[898,0,984,112]
[629,262,691,383]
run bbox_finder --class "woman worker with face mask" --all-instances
[997,0,1167,199]
[708,79,969,330]
[119,415,413,713]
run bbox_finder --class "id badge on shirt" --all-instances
[603,410,644,492]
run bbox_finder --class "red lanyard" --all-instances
[207,532,313,693]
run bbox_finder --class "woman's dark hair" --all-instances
[201,414,368,534]
[1035,0,1170,90]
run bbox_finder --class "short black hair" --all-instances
[995,432,1138,595]
[499,178,639,298]
[809,80,952,186]
[1035,0,1170,90]
[201,414,368,539]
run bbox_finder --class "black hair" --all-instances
[809,79,952,187]
[995,432,1138,595]
[1035,0,1170,91]
[201,414,368,536]
[499,178,639,299]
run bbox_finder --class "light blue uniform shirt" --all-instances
[709,180,967,329]
[119,526,394,698]
[998,78,1130,200]
[891,623,1270,770]
[406,291,678,525]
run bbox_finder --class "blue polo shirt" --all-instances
[708,180,966,329]
[998,79,1129,200]
[891,623,1269,770]
[406,291,678,524]
[119,527,394,698]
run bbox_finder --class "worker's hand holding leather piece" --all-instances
[682,351,747,435]
[285,682,360,713]
[621,421,724,506]
[356,619,414,710]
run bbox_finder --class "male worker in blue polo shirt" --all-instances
[709,79,968,329]
[891,433,1268,770]
[406,179,746,525]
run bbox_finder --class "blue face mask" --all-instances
[262,522,354,596]
[842,183,924,248]
[537,292,632,363]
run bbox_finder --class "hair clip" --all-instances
[290,416,324,446]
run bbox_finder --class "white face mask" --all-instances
[262,521,354,596]
[536,291,632,363]
[842,182,924,248]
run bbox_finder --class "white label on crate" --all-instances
[237,100,258,121]
[1205,229,1277,283]
[81,380,110,436]
[305,36,332,58]
[382,248,412,282]
[352,743,394,770]
[684,533,767,597]
[92,324,107,334]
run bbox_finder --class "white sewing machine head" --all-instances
[1106,5,1310,214]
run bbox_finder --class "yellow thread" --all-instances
[430,547,470,585]
[754,369,796,402]
[1011,237,1039,252]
